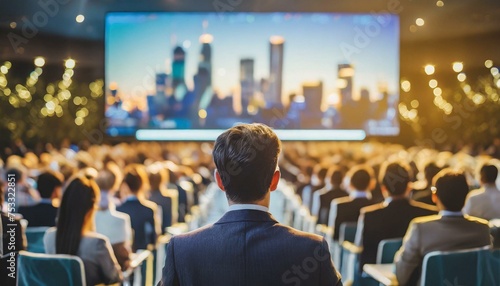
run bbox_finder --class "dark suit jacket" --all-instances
[160,210,342,286]
[330,196,377,241]
[317,188,349,225]
[18,202,58,227]
[355,199,437,269]
[410,188,435,206]
[116,198,157,251]
[149,191,173,233]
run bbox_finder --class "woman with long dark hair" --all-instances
[44,176,122,285]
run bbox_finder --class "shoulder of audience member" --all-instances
[464,215,489,225]
[409,200,438,212]
[360,202,384,215]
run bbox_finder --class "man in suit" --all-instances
[159,123,342,286]
[463,164,500,220]
[18,171,63,227]
[328,165,378,241]
[354,162,437,271]
[312,166,348,225]
[117,164,161,252]
[410,162,441,205]
[395,169,492,285]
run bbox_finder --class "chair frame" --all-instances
[17,250,86,286]
[420,245,491,286]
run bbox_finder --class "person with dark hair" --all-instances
[94,167,133,271]
[117,164,160,251]
[463,164,500,220]
[410,162,441,205]
[395,169,491,285]
[147,164,178,233]
[311,166,349,225]
[4,167,40,208]
[328,165,378,241]
[18,171,63,227]
[302,164,329,210]
[43,176,122,286]
[160,123,342,286]
[354,162,437,272]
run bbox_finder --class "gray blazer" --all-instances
[44,228,122,286]
[394,214,491,285]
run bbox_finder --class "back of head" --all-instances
[327,166,344,187]
[37,171,63,199]
[480,164,498,184]
[56,176,98,255]
[348,165,374,191]
[380,162,411,196]
[147,164,169,192]
[424,162,441,184]
[95,169,117,192]
[213,123,281,203]
[433,169,469,211]
[313,165,329,185]
[123,164,149,194]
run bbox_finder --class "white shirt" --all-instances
[463,184,500,220]
[227,204,269,212]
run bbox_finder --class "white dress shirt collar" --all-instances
[440,210,464,217]
[350,190,372,200]
[228,204,269,212]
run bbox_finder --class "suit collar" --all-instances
[215,209,278,224]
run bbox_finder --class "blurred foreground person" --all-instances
[159,123,342,286]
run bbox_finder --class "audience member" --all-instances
[328,165,377,241]
[18,171,63,227]
[463,164,500,220]
[410,162,441,205]
[160,123,342,286]
[301,165,329,210]
[117,164,161,251]
[395,169,491,285]
[94,167,132,270]
[147,164,178,233]
[44,176,122,285]
[354,162,437,271]
[311,166,348,225]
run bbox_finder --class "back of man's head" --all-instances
[433,169,469,211]
[480,164,498,184]
[348,165,373,191]
[37,171,63,199]
[424,162,441,184]
[123,164,149,194]
[96,169,117,192]
[213,123,281,203]
[328,167,343,187]
[380,162,411,196]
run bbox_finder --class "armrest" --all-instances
[157,234,171,245]
[123,249,152,279]
[342,241,363,254]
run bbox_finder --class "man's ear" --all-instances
[214,169,225,191]
[269,170,281,192]
[431,192,438,204]
[380,185,389,198]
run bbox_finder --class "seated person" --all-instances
[301,165,328,210]
[312,166,348,225]
[463,164,500,220]
[410,162,441,205]
[18,171,63,227]
[4,167,40,208]
[147,164,178,233]
[354,162,437,271]
[94,167,132,271]
[117,164,161,251]
[44,176,122,286]
[328,165,378,241]
[395,169,492,285]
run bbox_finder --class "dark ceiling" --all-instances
[2,0,500,42]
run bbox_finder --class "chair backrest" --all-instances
[420,246,491,286]
[376,238,403,264]
[339,222,357,243]
[17,251,86,286]
[25,227,50,253]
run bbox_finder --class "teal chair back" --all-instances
[420,246,492,286]
[25,227,49,253]
[339,222,357,243]
[17,251,86,286]
[376,238,403,264]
